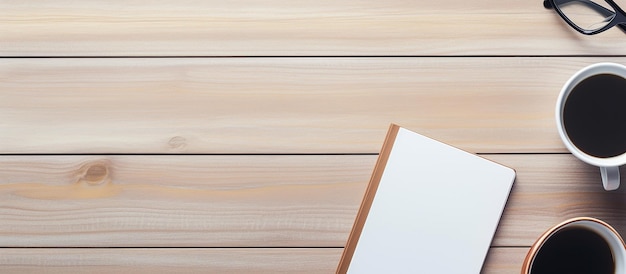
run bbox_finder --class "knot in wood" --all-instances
[168,136,187,150]
[79,161,111,186]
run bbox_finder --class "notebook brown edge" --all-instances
[336,123,400,274]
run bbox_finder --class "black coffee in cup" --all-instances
[531,227,614,274]
[563,73,626,158]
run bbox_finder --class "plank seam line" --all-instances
[0,153,379,156]
[0,152,570,156]
[2,55,626,58]
[0,246,345,249]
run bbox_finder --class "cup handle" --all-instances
[600,166,620,191]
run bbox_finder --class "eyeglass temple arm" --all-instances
[544,0,554,9]
[544,0,613,16]
[543,0,626,33]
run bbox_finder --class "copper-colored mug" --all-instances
[521,217,626,274]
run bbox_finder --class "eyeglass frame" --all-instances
[543,0,626,35]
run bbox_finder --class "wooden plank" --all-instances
[0,247,526,273]
[482,247,528,274]
[2,1,625,56]
[2,57,613,154]
[0,248,342,273]
[2,154,626,248]
[486,154,626,247]
[0,155,375,247]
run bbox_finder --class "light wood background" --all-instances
[3,1,626,273]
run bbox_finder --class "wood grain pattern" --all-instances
[1,154,625,248]
[2,1,626,56]
[0,155,375,247]
[482,247,528,274]
[0,247,525,273]
[4,57,621,154]
[487,154,626,247]
[0,248,342,274]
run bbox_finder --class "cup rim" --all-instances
[521,217,626,274]
[555,62,626,167]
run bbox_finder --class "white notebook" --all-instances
[337,124,515,274]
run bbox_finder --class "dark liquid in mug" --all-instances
[563,73,626,158]
[531,227,614,274]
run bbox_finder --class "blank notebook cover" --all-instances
[337,124,515,274]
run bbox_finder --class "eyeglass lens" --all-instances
[553,0,616,31]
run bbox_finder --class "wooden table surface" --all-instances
[3,1,626,273]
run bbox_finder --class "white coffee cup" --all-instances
[522,217,626,274]
[556,62,626,191]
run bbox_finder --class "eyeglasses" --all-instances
[544,0,626,35]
